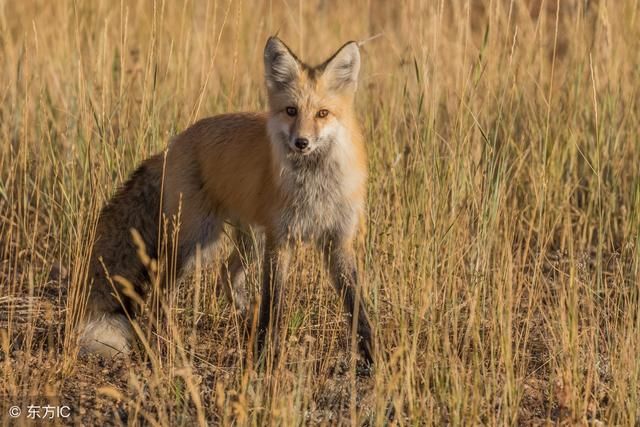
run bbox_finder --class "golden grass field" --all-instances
[1,0,639,425]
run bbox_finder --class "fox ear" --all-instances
[320,41,360,92]
[264,37,301,90]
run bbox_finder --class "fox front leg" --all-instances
[256,237,290,358]
[323,238,375,365]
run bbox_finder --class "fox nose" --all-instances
[294,138,309,150]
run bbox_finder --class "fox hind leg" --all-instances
[169,214,223,281]
[219,227,255,318]
[162,182,224,286]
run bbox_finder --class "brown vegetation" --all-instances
[1,0,639,424]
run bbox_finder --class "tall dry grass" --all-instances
[1,0,639,424]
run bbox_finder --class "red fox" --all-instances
[79,37,374,365]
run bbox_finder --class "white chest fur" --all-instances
[275,150,364,242]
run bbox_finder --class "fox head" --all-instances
[264,37,360,158]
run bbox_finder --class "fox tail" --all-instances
[79,154,164,357]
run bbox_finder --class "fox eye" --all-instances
[285,106,297,117]
[317,109,329,118]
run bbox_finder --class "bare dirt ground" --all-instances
[1,237,627,425]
